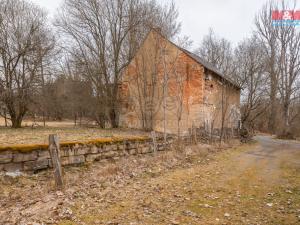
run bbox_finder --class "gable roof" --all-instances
[149,29,241,89]
[178,47,240,89]
[128,29,241,89]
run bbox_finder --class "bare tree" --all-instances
[204,77,239,144]
[255,1,280,134]
[219,82,232,144]
[130,32,164,131]
[172,57,185,138]
[56,0,137,128]
[195,28,234,77]
[55,0,180,128]
[0,0,55,128]
[254,0,300,136]
[174,35,193,50]
[275,3,300,132]
[121,29,186,139]
[234,35,268,132]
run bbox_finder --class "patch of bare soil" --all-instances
[0,137,300,225]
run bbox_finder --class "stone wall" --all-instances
[0,137,171,173]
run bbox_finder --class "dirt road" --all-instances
[85,136,300,225]
[0,136,299,225]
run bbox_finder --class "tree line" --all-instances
[0,0,180,128]
[0,0,299,138]
[196,1,300,138]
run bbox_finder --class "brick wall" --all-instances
[119,30,240,135]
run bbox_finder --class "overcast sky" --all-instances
[31,0,300,47]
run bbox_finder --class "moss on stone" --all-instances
[0,136,150,153]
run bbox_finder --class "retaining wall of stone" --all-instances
[0,137,171,172]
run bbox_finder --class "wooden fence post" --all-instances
[151,131,157,152]
[192,126,198,144]
[49,134,64,189]
[189,128,192,144]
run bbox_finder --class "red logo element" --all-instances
[272,10,300,20]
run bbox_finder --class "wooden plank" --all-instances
[192,126,198,144]
[49,134,64,189]
[151,131,157,152]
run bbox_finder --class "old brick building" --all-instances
[119,30,241,135]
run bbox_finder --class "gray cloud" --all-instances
[31,0,300,47]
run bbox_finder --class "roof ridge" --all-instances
[178,47,240,89]
[144,29,241,89]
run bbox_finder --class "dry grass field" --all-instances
[1,136,299,224]
[0,118,148,146]
[0,117,76,128]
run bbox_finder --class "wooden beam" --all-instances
[49,134,64,189]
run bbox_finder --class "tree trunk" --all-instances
[74,113,77,126]
[283,103,290,131]
[79,111,82,126]
[96,113,106,129]
[219,84,225,146]
[144,112,153,131]
[11,116,23,128]
[42,111,46,127]
[109,108,118,128]
[268,87,277,133]
[4,109,7,127]
[177,119,181,139]
[268,53,277,134]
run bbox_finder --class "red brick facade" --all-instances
[119,30,241,135]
